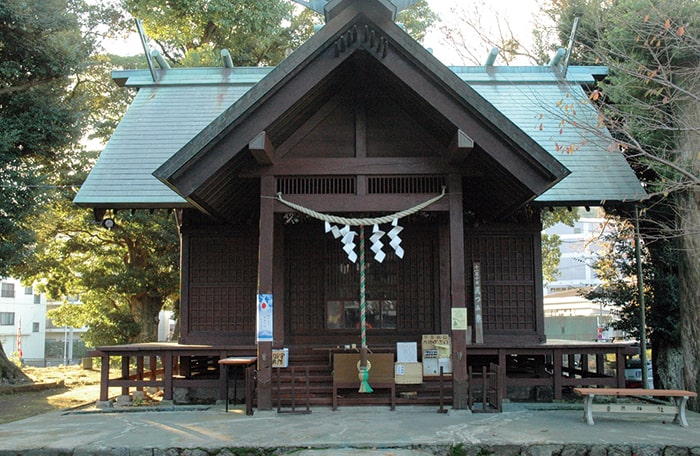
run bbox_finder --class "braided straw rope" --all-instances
[275,186,446,225]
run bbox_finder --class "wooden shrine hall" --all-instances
[76,0,646,411]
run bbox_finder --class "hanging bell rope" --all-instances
[275,187,446,226]
[357,225,373,393]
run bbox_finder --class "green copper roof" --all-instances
[457,67,646,205]
[74,65,645,208]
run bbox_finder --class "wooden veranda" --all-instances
[91,340,635,410]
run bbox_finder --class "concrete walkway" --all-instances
[0,402,699,455]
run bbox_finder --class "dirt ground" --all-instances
[0,365,106,424]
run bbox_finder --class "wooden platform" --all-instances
[89,341,636,409]
[89,342,256,403]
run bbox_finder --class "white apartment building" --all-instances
[1,277,89,365]
[0,277,48,361]
[544,207,609,295]
[542,209,625,342]
[2,277,175,365]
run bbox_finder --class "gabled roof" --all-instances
[149,0,569,220]
[74,69,272,208]
[458,66,646,206]
[74,0,645,213]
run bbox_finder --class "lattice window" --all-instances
[397,229,436,331]
[367,175,445,194]
[189,286,256,332]
[277,176,355,194]
[287,234,326,330]
[465,234,536,332]
[188,235,257,333]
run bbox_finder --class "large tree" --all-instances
[545,0,699,405]
[121,0,304,66]
[18,198,181,345]
[0,0,98,382]
[0,0,92,275]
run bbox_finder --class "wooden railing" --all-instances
[468,363,501,413]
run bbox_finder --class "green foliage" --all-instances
[585,221,644,338]
[397,1,438,42]
[448,443,468,456]
[121,0,301,66]
[44,339,90,359]
[0,0,95,275]
[17,191,180,345]
[584,219,680,345]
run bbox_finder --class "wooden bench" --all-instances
[574,387,697,427]
[333,353,395,411]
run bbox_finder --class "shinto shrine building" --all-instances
[75,0,646,410]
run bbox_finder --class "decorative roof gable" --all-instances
[150,0,568,221]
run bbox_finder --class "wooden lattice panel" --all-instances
[367,176,446,194]
[465,233,536,332]
[286,233,326,331]
[397,228,437,331]
[188,234,257,333]
[277,176,356,194]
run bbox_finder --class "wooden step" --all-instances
[271,353,454,409]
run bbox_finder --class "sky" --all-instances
[104,0,545,66]
[423,0,544,65]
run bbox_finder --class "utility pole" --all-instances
[634,205,649,389]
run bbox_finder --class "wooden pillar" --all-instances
[273,217,285,345]
[553,349,563,400]
[616,347,627,388]
[256,175,275,410]
[596,353,605,375]
[447,174,468,409]
[121,355,130,397]
[136,356,144,392]
[163,352,173,401]
[498,349,507,403]
[99,351,109,402]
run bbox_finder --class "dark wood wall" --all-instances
[179,220,258,345]
[463,219,545,344]
[178,211,545,347]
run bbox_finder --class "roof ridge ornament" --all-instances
[333,24,389,58]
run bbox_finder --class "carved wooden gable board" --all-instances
[153,0,568,224]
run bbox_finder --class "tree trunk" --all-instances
[678,188,700,411]
[130,294,164,343]
[677,73,700,411]
[653,342,684,390]
[0,342,31,384]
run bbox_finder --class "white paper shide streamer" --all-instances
[280,188,445,263]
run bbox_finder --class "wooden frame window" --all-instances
[326,299,396,330]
